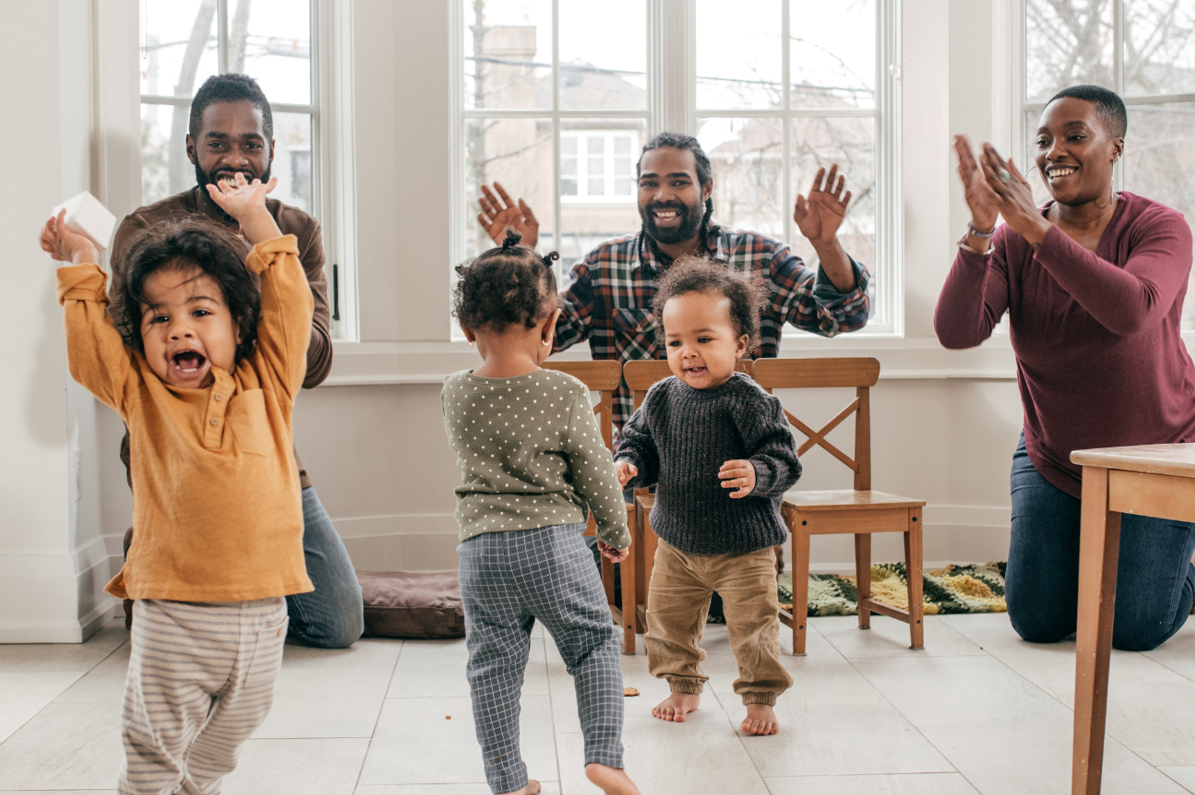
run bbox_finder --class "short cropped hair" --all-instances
[652,256,770,350]
[115,220,260,363]
[189,73,274,141]
[452,229,560,333]
[1047,84,1127,139]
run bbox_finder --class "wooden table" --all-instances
[1069,443,1195,794]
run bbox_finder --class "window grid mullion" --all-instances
[553,0,563,261]
[217,0,229,74]
[782,0,793,253]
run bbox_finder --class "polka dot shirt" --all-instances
[441,368,632,549]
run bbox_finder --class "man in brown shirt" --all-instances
[110,73,363,648]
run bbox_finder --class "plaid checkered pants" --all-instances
[459,523,624,793]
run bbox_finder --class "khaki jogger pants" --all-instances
[645,540,792,706]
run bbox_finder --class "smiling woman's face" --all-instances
[1034,96,1123,207]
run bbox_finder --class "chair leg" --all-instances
[792,528,811,656]
[601,556,616,606]
[905,508,925,650]
[621,502,638,655]
[855,533,872,630]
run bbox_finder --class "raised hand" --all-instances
[977,143,1050,247]
[597,540,630,564]
[953,135,999,235]
[719,459,756,499]
[205,172,282,246]
[793,164,852,245]
[477,182,539,249]
[615,460,638,489]
[40,210,98,266]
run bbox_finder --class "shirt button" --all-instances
[210,418,220,426]
[214,394,224,401]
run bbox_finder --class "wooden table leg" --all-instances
[621,502,638,655]
[1073,466,1121,795]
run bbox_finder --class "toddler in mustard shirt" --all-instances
[39,174,313,795]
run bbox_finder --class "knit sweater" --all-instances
[441,369,631,548]
[615,373,801,555]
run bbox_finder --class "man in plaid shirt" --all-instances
[477,132,871,433]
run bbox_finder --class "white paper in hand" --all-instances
[51,191,117,251]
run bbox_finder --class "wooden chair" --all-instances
[751,357,925,656]
[621,359,756,654]
[541,361,630,635]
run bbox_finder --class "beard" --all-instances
[639,198,705,245]
[195,162,272,222]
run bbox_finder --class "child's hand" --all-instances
[597,540,629,563]
[40,211,98,266]
[719,459,756,498]
[204,172,283,246]
[615,460,638,488]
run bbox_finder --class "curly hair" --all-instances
[190,73,274,141]
[651,256,770,350]
[114,220,259,363]
[452,228,560,333]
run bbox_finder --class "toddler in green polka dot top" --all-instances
[442,229,640,795]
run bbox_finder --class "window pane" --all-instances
[465,117,555,259]
[271,112,313,214]
[228,0,312,105]
[700,117,785,239]
[140,0,218,98]
[1124,0,1195,96]
[559,0,647,110]
[464,0,552,110]
[790,0,876,109]
[1022,110,1053,208]
[790,117,876,279]
[559,119,645,263]
[696,0,782,110]
[1025,0,1114,103]
[1121,103,1195,323]
[141,102,197,204]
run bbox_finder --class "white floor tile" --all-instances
[763,772,981,794]
[282,636,404,670]
[388,637,548,699]
[54,643,131,704]
[357,696,557,786]
[221,738,370,795]
[355,785,561,795]
[0,671,86,743]
[1158,765,1195,792]
[814,614,986,658]
[253,664,394,738]
[0,702,122,790]
[0,623,127,673]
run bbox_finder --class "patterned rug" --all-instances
[776,562,1008,616]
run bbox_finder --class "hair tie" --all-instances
[501,227,522,252]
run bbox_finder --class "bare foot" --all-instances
[586,763,641,795]
[741,703,780,735]
[497,780,541,795]
[651,692,700,722]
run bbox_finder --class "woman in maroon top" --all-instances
[936,85,1195,651]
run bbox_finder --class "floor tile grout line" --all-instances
[350,639,406,794]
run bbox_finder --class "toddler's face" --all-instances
[661,290,749,390]
[139,266,239,389]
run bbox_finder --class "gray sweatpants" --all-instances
[119,597,288,795]
[459,523,624,794]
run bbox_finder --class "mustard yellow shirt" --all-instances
[57,236,315,602]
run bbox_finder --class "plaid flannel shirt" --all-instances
[554,221,872,433]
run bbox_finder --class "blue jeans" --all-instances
[285,487,364,648]
[1007,435,1195,651]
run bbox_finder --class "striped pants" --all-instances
[459,523,624,794]
[118,598,288,795]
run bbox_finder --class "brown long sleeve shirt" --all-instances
[109,186,332,488]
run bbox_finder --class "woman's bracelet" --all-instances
[967,220,997,238]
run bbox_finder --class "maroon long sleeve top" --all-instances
[935,192,1195,498]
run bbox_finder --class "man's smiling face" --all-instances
[637,147,712,246]
[186,100,274,207]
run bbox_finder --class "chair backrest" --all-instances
[623,359,756,411]
[751,357,879,492]
[542,361,622,451]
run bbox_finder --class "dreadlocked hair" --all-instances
[652,256,770,351]
[638,131,716,249]
[453,228,560,333]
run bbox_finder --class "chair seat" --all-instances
[783,489,925,511]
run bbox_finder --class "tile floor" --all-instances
[4,611,1195,794]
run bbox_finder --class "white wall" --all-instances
[9,0,1029,642]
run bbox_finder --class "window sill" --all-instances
[320,337,1018,386]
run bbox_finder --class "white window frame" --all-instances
[561,129,640,203]
[449,0,902,340]
[137,0,358,341]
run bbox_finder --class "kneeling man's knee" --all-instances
[1006,597,1075,644]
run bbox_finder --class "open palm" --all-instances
[793,164,852,244]
[477,182,539,249]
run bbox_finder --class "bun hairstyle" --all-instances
[652,255,770,350]
[453,227,560,333]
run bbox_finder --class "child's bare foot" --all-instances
[497,780,541,795]
[651,692,700,722]
[741,703,780,735]
[586,764,641,795]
